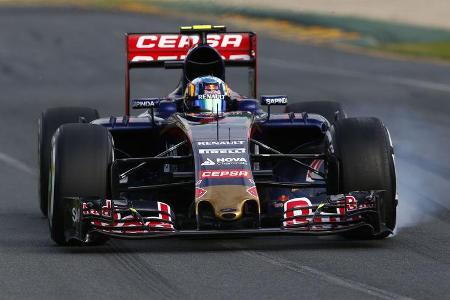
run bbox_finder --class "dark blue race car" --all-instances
[38,25,397,245]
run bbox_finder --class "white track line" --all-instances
[221,242,413,300]
[264,58,450,93]
[0,152,36,176]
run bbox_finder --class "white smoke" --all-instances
[394,145,450,232]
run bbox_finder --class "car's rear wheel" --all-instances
[38,107,99,217]
[328,117,397,239]
[285,101,347,123]
[48,123,112,245]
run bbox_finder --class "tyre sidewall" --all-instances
[328,117,396,237]
[48,124,112,245]
[38,107,99,217]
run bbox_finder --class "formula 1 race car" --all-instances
[38,25,397,245]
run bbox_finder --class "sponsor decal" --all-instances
[283,198,312,227]
[261,95,288,105]
[277,194,289,202]
[128,33,251,62]
[345,195,358,211]
[200,157,248,166]
[199,148,245,154]
[131,98,160,109]
[273,202,284,209]
[282,196,362,226]
[101,199,113,217]
[200,170,250,178]
[306,159,324,182]
[201,158,215,166]
[88,201,175,233]
[217,157,247,165]
[267,97,287,105]
[195,187,207,199]
[247,186,259,199]
[199,83,223,100]
[197,140,245,146]
[130,54,250,62]
[135,34,243,49]
[205,83,220,92]
[72,208,80,223]
[198,94,225,100]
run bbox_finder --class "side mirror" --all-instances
[260,95,288,119]
[131,98,163,125]
[237,99,260,113]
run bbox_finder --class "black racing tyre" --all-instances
[284,101,347,124]
[329,117,396,239]
[38,107,99,217]
[48,123,112,245]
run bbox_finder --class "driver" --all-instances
[184,76,231,113]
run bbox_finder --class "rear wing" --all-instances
[124,26,257,115]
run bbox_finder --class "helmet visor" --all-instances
[193,98,225,113]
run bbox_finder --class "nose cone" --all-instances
[196,185,260,221]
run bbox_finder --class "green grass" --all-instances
[377,41,450,60]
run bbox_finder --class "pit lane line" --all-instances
[263,57,450,93]
[221,242,413,300]
[0,152,36,176]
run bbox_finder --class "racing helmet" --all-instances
[184,76,230,113]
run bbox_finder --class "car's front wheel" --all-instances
[328,117,397,238]
[38,107,99,217]
[48,123,113,245]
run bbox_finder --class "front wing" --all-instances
[64,191,387,243]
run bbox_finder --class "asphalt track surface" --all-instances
[0,7,449,300]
